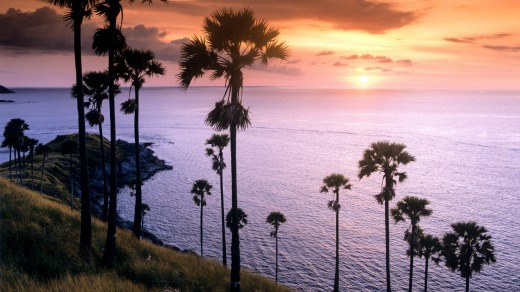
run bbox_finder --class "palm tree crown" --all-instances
[266,211,287,238]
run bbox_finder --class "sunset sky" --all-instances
[1,0,519,89]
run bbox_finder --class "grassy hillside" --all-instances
[0,177,294,291]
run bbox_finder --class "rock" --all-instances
[0,85,15,94]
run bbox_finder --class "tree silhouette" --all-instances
[205,133,230,266]
[417,233,442,291]
[358,141,415,292]
[141,203,150,233]
[226,207,248,231]
[391,196,432,292]
[442,221,496,292]
[191,179,212,257]
[93,0,167,267]
[320,173,352,292]
[178,8,288,290]
[61,140,79,210]
[48,0,94,261]
[116,48,165,239]
[2,119,29,183]
[35,143,50,194]
[266,211,287,283]
[26,137,39,190]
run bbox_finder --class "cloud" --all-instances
[445,37,475,44]
[316,50,335,56]
[333,62,349,67]
[396,59,413,66]
[122,25,182,62]
[157,0,418,33]
[483,45,520,52]
[364,66,382,71]
[286,59,301,64]
[341,55,359,60]
[249,63,303,76]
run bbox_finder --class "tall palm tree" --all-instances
[226,207,248,231]
[116,48,165,239]
[320,173,352,292]
[205,133,230,266]
[35,143,50,194]
[391,196,432,292]
[2,119,29,182]
[417,233,442,291]
[191,179,212,257]
[61,140,79,210]
[93,0,167,267]
[48,0,95,262]
[178,9,288,290]
[442,221,496,292]
[266,211,287,283]
[358,141,415,292]
[79,70,119,221]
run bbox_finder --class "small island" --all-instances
[0,85,15,94]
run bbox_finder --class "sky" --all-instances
[0,0,519,90]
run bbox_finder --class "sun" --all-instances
[359,76,369,86]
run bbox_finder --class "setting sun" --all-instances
[359,76,369,86]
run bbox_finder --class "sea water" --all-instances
[1,87,519,291]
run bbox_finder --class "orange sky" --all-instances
[0,0,519,89]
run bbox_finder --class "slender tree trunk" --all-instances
[219,151,227,266]
[30,151,35,190]
[132,87,143,239]
[70,153,74,210]
[465,275,469,292]
[21,151,26,186]
[409,223,415,292]
[334,192,339,292]
[40,156,46,194]
[102,13,118,267]
[8,147,12,180]
[385,179,392,292]
[99,123,109,221]
[73,9,92,262]
[200,202,204,257]
[275,229,279,283]
[424,257,429,292]
[229,82,241,291]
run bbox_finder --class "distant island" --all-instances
[0,85,15,94]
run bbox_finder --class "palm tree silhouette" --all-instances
[191,179,213,257]
[48,0,94,261]
[358,141,415,292]
[205,133,230,266]
[321,173,352,292]
[178,8,288,290]
[26,137,39,190]
[226,207,248,231]
[417,233,442,291]
[35,143,51,194]
[442,221,496,292]
[1,119,29,183]
[93,0,167,267]
[116,48,165,239]
[60,140,79,210]
[266,211,287,283]
[391,196,432,291]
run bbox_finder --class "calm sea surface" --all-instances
[1,87,519,291]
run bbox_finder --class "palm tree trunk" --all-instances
[200,203,204,257]
[31,154,35,190]
[21,151,26,186]
[465,275,469,292]
[385,195,391,292]
[73,7,92,262]
[8,146,12,180]
[70,153,74,210]
[132,87,143,239]
[409,223,415,292]
[40,156,46,194]
[424,257,429,292]
[230,123,240,292]
[219,153,227,266]
[275,230,279,283]
[99,123,109,221]
[103,13,118,267]
[334,193,339,292]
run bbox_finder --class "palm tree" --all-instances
[442,221,496,292]
[417,233,442,291]
[93,0,167,267]
[61,140,79,210]
[205,133,230,266]
[226,207,248,231]
[178,8,288,290]
[48,0,95,261]
[116,48,165,239]
[35,143,50,194]
[320,173,352,292]
[358,141,415,292]
[2,118,29,182]
[391,196,432,292]
[191,179,213,257]
[26,137,39,190]
[79,70,119,221]
[266,211,287,283]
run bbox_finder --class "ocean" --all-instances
[1,87,519,291]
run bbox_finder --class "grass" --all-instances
[0,177,295,291]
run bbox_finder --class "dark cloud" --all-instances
[122,25,181,62]
[332,62,348,67]
[341,54,359,60]
[157,0,418,33]
[483,45,520,52]
[375,56,392,63]
[445,37,475,44]
[316,50,335,56]
[364,66,382,71]
[396,59,413,66]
